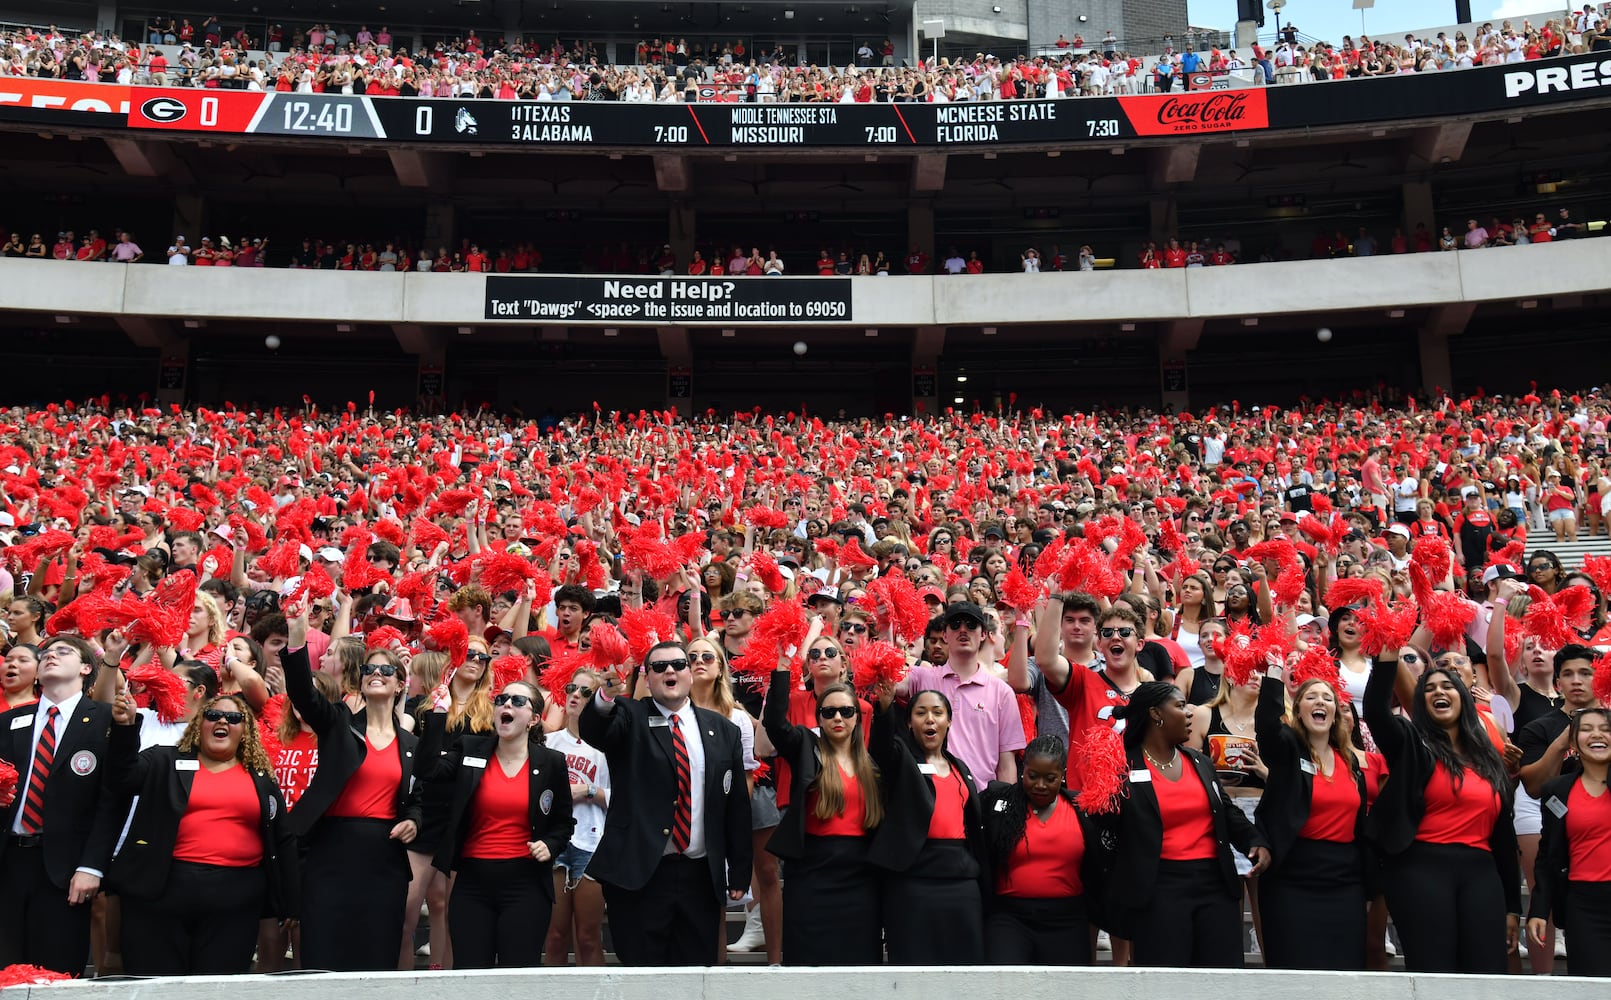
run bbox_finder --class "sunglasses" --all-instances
[1099,627,1136,638]
[719,610,750,621]
[817,704,857,720]
[647,658,690,673]
[361,662,399,677]
[466,652,492,664]
[841,622,869,634]
[202,709,245,725]
[564,683,596,696]
[492,693,532,708]
[807,647,840,661]
[689,651,718,664]
[945,618,982,630]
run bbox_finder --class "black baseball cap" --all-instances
[943,602,990,628]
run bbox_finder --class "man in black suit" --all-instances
[580,641,751,966]
[0,636,130,975]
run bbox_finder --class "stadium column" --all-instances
[115,318,187,404]
[1159,320,1202,413]
[912,326,944,416]
[658,326,693,413]
[1417,304,1474,398]
[908,204,936,261]
[393,324,447,412]
[668,202,696,270]
[172,194,207,250]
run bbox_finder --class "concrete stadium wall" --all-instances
[3,239,1609,329]
[6,965,1610,1000]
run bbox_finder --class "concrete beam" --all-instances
[912,325,946,361]
[388,149,454,189]
[912,154,947,194]
[1409,121,1473,167]
[654,155,690,193]
[392,323,436,355]
[114,316,176,349]
[1161,318,1204,355]
[104,138,192,183]
[1149,144,1201,187]
[1425,302,1476,337]
[657,326,692,364]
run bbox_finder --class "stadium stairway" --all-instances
[1531,528,1611,570]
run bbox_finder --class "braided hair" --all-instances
[985,734,1075,868]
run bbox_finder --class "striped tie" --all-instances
[20,707,59,836]
[670,714,691,853]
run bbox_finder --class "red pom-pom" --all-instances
[837,537,877,570]
[126,663,189,724]
[0,758,17,809]
[340,524,373,552]
[424,617,469,669]
[491,654,529,691]
[814,537,841,560]
[338,555,392,593]
[620,605,680,662]
[748,551,787,595]
[1055,539,1124,599]
[587,620,632,672]
[287,563,335,605]
[1016,691,1037,744]
[256,693,288,762]
[372,518,407,547]
[1289,645,1344,698]
[394,571,434,612]
[409,517,450,554]
[1594,652,1611,708]
[365,626,406,651]
[863,575,929,643]
[743,505,790,531]
[733,600,809,685]
[1245,538,1305,606]
[477,551,537,595]
[1581,554,1611,596]
[257,541,302,581]
[670,532,707,566]
[623,534,682,581]
[1422,590,1477,647]
[849,640,908,694]
[0,964,75,987]
[999,566,1043,612]
[539,647,592,697]
[425,488,477,518]
[1522,586,1593,649]
[1324,577,1387,611]
[1409,535,1453,589]
[1358,600,1420,657]
[1032,535,1067,584]
[1072,724,1128,814]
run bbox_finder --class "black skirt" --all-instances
[881,840,983,965]
[985,894,1091,965]
[1564,880,1611,977]
[1258,838,1366,970]
[782,835,881,965]
[299,817,411,972]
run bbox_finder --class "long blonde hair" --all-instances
[1286,679,1360,774]
[688,637,737,718]
[810,684,883,829]
[447,652,495,733]
[180,694,273,774]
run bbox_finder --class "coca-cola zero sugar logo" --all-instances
[1124,89,1270,137]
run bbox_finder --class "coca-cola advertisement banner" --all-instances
[0,52,1606,148]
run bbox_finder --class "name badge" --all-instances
[648,716,671,729]
[916,763,938,775]
[463,756,488,769]
[175,759,200,771]
[1545,796,1568,819]
[1129,769,1152,783]
[1299,758,1317,775]
[10,716,31,730]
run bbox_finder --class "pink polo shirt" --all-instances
[904,662,1026,790]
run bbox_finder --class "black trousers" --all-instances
[449,858,551,969]
[985,895,1090,965]
[121,862,265,975]
[1258,839,1366,970]
[1383,841,1506,973]
[1127,860,1244,968]
[1563,880,1611,977]
[0,841,91,975]
[602,855,719,966]
[299,818,410,972]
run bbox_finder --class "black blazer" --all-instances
[1253,674,1368,876]
[0,698,125,888]
[1361,656,1522,912]
[578,694,752,900]
[1096,745,1266,925]
[762,668,878,861]
[978,781,1107,913]
[415,714,575,891]
[281,644,422,837]
[865,701,988,878]
[106,723,299,917]
[1528,772,1588,929]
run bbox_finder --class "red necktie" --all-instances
[20,706,60,836]
[670,714,691,853]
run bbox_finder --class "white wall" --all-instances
[2,239,1607,331]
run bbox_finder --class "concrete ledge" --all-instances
[2,240,1607,329]
[8,965,1610,1000]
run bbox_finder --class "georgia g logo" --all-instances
[140,96,187,123]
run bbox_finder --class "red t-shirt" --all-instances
[1163,247,1187,268]
[271,730,319,808]
[327,736,401,819]
[1151,759,1217,860]
[1297,757,1360,842]
[1052,667,1129,788]
[996,797,1084,897]
[174,764,264,867]
[776,687,872,809]
[1416,762,1500,850]
[1566,780,1611,882]
[804,769,868,837]
[1362,750,1388,807]
[465,760,532,860]
[925,766,968,840]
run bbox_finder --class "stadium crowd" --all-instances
[1,385,1611,979]
[4,9,1611,104]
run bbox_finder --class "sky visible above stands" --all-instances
[1184,0,1563,47]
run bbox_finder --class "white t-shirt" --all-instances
[547,729,609,852]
